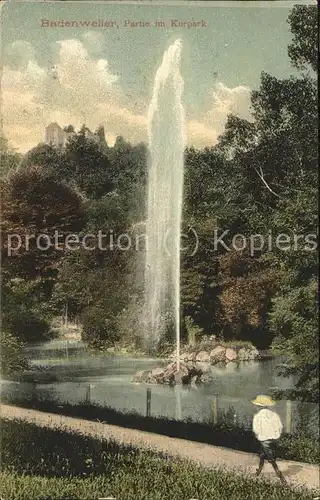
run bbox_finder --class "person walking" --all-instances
[252,395,287,485]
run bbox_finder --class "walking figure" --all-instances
[252,395,287,485]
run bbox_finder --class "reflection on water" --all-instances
[1,340,318,436]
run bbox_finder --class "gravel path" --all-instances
[1,404,319,491]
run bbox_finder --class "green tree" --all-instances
[265,180,318,285]
[82,305,119,348]
[217,249,278,347]
[0,164,85,282]
[0,136,21,179]
[49,188,139,339]
[180,4,318,359]
[287,5,318,72]
[218,73,317,211]
[21,143,64,174]
[64,130,113,198]
[0,331,28,376]
[270,280,318,402]
[49,247,114,319]
[108,138,147,194]
[1,278,50,342]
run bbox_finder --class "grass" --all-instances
[0,419,318,500]
[2,395,319,465]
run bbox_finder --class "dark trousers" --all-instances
[256,440,287,485]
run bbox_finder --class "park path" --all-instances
[1,404,319,492]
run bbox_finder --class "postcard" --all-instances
[0,1,318,499]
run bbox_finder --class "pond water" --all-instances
[1,340,318,436]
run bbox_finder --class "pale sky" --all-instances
[0,1,309,153]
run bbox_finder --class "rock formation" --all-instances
[132,362,210,386]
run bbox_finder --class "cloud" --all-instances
[210,83,252,122]
[40,39,119,113]
[187,120,219,149]
[185,83,251,148]
[2,37,252,152]
[3,40,36,70]
[1,59,47,151]
[2,37,121,151]
[81,31,106,55]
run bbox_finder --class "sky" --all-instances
[0,1,311,153]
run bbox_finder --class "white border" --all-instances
[1,0,317,7]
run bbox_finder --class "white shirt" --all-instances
[252,408,283,442]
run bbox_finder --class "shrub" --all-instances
[114,297,145,350]
[8,310,50,342]
[279,433,320,464]
[270,280,319,403]
[81,306,119,348]
[0,331,28,376]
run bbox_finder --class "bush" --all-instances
[279,433,320,464]
[1,280,51,342]
[81,306,119,348]
[114,297,145,350]
[8,310,50,342]
[0,331,28,376]
[270,280,319,403]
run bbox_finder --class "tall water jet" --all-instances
[144,39,186,369]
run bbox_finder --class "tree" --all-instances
[49,248,111,319]
[95,125,107,146]
[288,5,318,72]
[184,147,234,219]
[49,185,141,340]
[182,147,247,338]
[21,143,64,173]
[217,249,277,347]
[108,137,147,192]
[0,331,28,376]
[1,278,50,342]
[64,131,114,198]
[0,136,21,179]
[270,280,319,402]
[193,4,318,358]
[218,73,317,208]
[265,180,318,286]
[63,125,75,133]
[0,165,85,281]
[82,305,119,348]
[79,245,133,348]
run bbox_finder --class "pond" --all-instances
[1,340,318,436]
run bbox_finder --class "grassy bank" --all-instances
[0,419,318,500]
[2,396,319,464]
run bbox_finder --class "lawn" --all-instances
[0,418,318,500]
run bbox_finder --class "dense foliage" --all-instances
[0,332,28,376]
[0,419,317,500]
[0,136,21,179]
[0,6,318,399]
[270,280,319,402]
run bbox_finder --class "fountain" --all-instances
[133,40,208,384]
[143,39,186,371]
